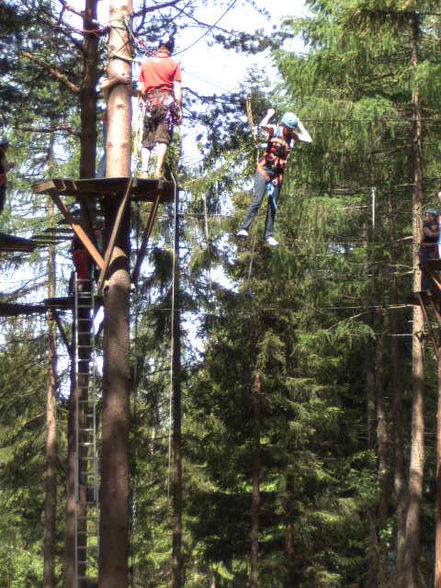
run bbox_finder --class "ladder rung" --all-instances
[77,528,98,535]
[77,544,98,551]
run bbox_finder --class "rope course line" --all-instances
[108,17,135,62]
[129,302,414,314]
[173,0,239,56]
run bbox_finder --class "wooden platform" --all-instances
[0,232,36,252]
[407,291,433,305]
[422,259,441,271]
[0,302,46,316]
[43,296,75,310]
[32,176,175,288]
[33,177,174,203]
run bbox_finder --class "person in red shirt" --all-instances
[138,34,182,179]
[70,234,90,292]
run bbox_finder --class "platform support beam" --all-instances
[131,190,161,284]
[97,177,132,291]
[411,287,441,588]
[51,193,104,270]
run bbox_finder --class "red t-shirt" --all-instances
[139,54,181,95]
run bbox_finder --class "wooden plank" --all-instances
[97,177,133,291]
[423,259,441,271]
[50,308,73,357]
[429,296,441,333]
[417,292,440,361]
[407,291,431,305]
[51,193,104,270]
[33,177,174,203]
[0,302,46,316]
[0,232,36,252]
[131,190,162,284]
[422,264,441,297]
[44,297,75,309]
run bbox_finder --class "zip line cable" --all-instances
[173,0,239,56]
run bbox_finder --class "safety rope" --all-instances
[108,17,135,62]
[246,96,259,165]
[133,97,144,171]
[122,16,156,58]
[167,171,179,498]
[246,96,258,146]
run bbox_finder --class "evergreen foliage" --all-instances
[2,0,441,585]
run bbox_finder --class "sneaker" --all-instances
[139,171,149,179]
[237,229,248,239]
[265,236,279,247]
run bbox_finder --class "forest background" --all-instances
[1,0,441,587]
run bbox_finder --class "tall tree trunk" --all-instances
[62,359,77,587]
[63,3,99,584]
[386,186,407,579]
[376,331,388,586]
[367,362,376,451]
[390,273,407,579]
[250,371,261,588]
[376,332,388,527]
[285,384,295,588]
[99,1,132,585]
[436,358,441,588]
[43,172,57,588]
[171,188,182,587]
[80,0,98,181]
[366,339,379,588]
[402,14,425,588]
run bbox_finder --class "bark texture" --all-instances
[98,1,132,585]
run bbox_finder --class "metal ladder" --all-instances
[74,276,99,586]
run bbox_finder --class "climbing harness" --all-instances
[133,97,144,167]
[142,89,179,138]
[258,128,291,176]
[255,127,293,210]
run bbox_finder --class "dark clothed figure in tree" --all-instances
[419,208,439,291]
[0,136,14,214]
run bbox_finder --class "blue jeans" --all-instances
[420,245,437,291]
[240,171,281,238]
